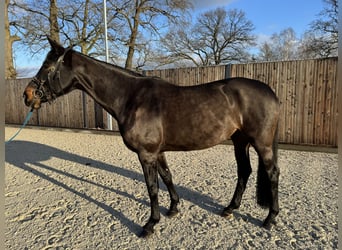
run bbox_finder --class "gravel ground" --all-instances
[5,126,338,249]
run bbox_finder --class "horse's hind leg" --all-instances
[222,131,252,217]
[157,153,179,217]
[254,143,279,229]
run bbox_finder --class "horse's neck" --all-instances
[73,53,137,122]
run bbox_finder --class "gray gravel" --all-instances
[5,127,338,249]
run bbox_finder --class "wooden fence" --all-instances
[5,57,338,146]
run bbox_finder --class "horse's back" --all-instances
[221,77,278,102]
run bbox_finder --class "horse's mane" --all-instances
[74,50,145,78]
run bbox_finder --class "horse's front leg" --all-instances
[138,152,160,237]
[157,153,179,217]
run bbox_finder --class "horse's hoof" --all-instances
[166,209,179,218]
[262,220,276,230]
[139,228,154,238]
[262,223,272,230]
[221,211,234,219]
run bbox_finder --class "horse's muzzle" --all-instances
[23,86,42,109]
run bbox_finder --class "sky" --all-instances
[14,0,326,76]
[193,0,325,39]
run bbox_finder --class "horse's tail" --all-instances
[256,123,278,208]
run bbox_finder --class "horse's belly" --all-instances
[162,124,235,151]
[161,92,240,151]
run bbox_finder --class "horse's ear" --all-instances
[63,46,74,68]
[47,36,65,55]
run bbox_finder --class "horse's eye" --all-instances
[48,66,55,73]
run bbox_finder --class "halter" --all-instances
[31,45,74,103]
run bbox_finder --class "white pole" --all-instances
[103,0,113,130]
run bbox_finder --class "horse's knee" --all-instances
[258,147,279,181]
[158,167,172,184]
[148,183,159,199]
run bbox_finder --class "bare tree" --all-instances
[161,8,255,67]
[8,0,192,72]
[257,28,298,61]
[258,42,275,61]
[10,0,112,55]
[258,1,338,61]
[58,0,108,55]
[10,0,60,54]
[107,0,192,69]
[299,0,338,58]
[274,28,298,60]
[5,0,20,79]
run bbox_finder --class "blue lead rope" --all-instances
[5,110,34,144]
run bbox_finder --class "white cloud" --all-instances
[247,34,272,56]
[16,66,39,78]
[256,33,272,45]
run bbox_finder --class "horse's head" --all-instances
[23,37,75,109]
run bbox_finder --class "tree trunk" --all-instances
[5,0,20,79]
[125,28,138,70]
[125,7,140,70]
[49,0,60,42]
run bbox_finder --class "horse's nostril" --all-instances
[23,91,32,106]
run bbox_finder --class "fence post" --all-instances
[225,64,231,79]
[95,102,104,129]
[82,91,87,128]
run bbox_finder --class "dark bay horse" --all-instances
[23,37,280,237]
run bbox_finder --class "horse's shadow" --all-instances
[5,140,260,236]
